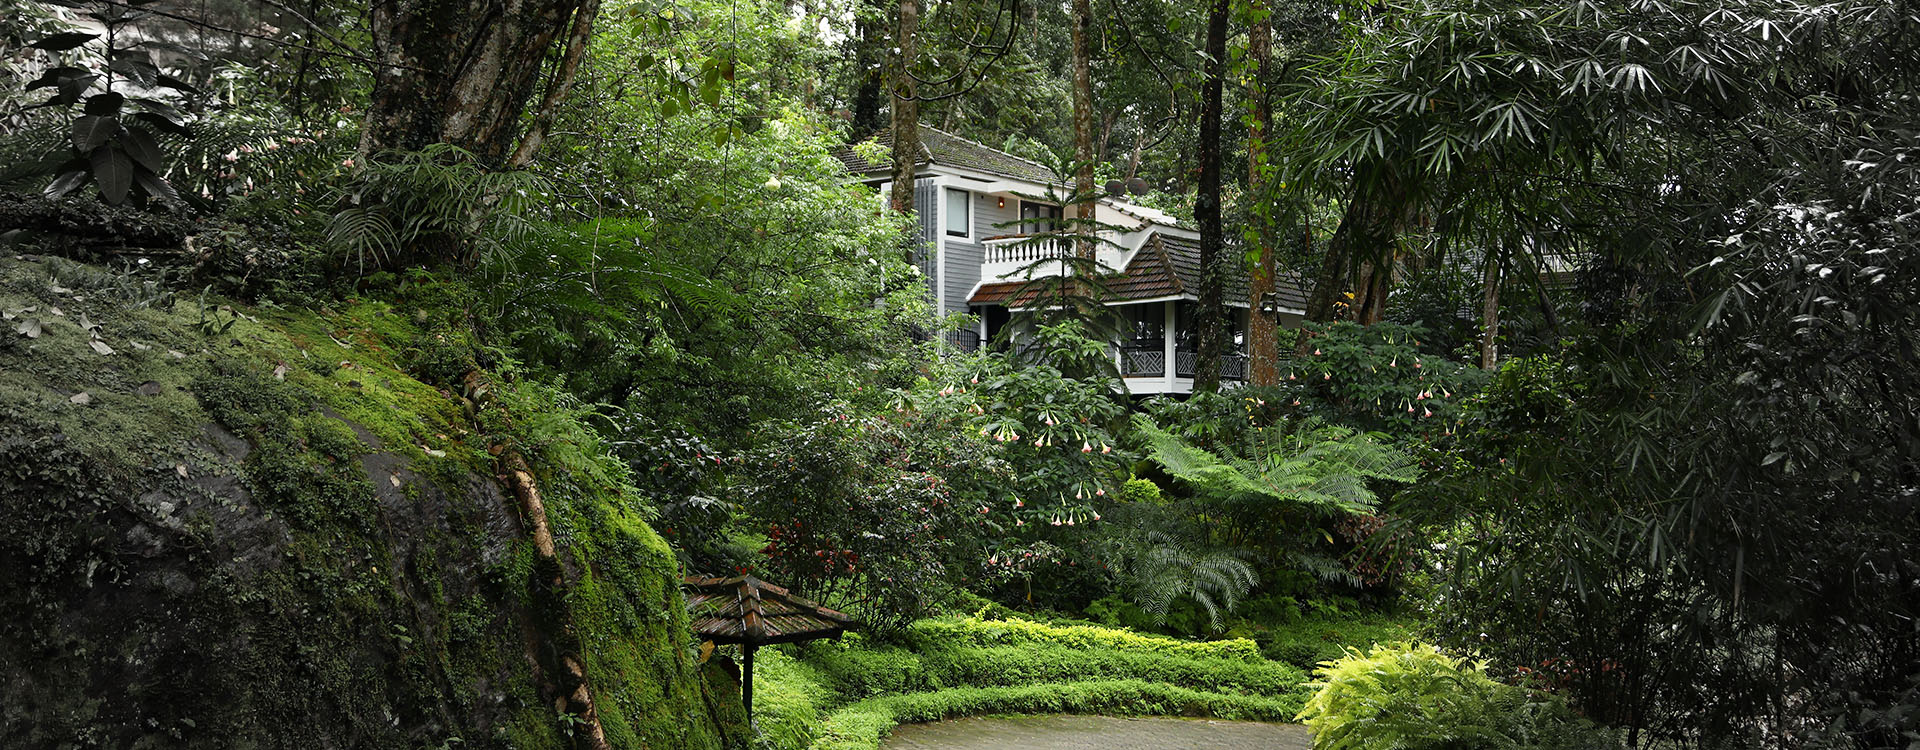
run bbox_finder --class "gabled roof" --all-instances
[684,575,856,646]
[832,125,1062,185]
[969,232,1307,311]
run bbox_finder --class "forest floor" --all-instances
[882,715,1313,749]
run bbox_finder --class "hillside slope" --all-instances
[0,254,745,749]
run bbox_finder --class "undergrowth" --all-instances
[751,614,1317,750]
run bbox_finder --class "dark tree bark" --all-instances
[888,0,920,216]
[1192,0,1229,392]
[1478,247,1502,369]
[850,0,889,135]
[507,0,603,169]
[1301,164,1414,330]
[360,0,594,165]
[1246,0,1279,386]
[1071,0,1097,261]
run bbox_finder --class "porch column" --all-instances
[1163,301,1177,392]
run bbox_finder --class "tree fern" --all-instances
[1133,414,1419,516]
[1131,531,1257,632]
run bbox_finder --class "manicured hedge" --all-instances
[752,614,1314,750]
[810,680,1303,750]
[802,642,1308,701]
[908,615,1265,661]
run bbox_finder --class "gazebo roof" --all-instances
[684,575,857,646]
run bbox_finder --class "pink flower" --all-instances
[342,158,356,168]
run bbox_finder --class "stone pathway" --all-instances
[883,715,1314,750]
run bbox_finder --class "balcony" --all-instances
[1120,348,1248,382]
[981,235,1072,281]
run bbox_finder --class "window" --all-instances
[1019,201,1063,234]
[945,188,971,237]
[1119,304,1163,349]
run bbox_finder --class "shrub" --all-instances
[750,614,1318,750]
[1256,609,1416,670]
[799,640,1309,702]
[908,615,1263,662]
[1297,642,1621,750]
[810,680,1303,750]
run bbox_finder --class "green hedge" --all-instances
[753,615,1315,750]
[908,615,1264,661]
[810,680,1303,750]
[802,642,1308,701]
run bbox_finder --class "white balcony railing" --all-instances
[983,235,1071,265]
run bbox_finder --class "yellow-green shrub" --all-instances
[810,680,1302,750]
[910,615,1264,661]
[1297,643,1620,750]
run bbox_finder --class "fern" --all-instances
[324,144,550,270]
[1133,414,1419,516]
[1131,531,1257,632]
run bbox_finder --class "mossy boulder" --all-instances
[0,255,744,749]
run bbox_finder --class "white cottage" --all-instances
[835,125,1308,395]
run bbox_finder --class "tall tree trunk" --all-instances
[1124,124,1146,181]
[1301,164,1413,328]
[1192,0,1229,392]
[1071,0,1097,262]
[361,0,593,165]
[506,0,603,169]
[1478,248,1502,369]
[850,0,889,135]
[1245,0,1278,386]
[888,0,920,215]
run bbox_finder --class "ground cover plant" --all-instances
[746,613,1322,750]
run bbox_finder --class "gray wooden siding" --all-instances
[974,192,1019,240]
[914,178,939,309]
[939,189,1016,317]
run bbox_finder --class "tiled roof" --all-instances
[684,575,856,646]
[833,125,1062,185]
[968,233,1306,311]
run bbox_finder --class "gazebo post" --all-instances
[742,643,757,726]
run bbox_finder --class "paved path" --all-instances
[883,715,1314,750]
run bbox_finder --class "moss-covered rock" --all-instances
[0,255,745,749]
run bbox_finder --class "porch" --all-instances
[1113,299,1249,396]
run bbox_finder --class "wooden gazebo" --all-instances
[684,575,857,719]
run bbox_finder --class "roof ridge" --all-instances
[1152,234,1184,295]
[919,125,1059,175]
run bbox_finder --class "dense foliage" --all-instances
[1298,642,1620,750]
[6,0,1918,743]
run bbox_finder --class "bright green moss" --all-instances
[0,256,740,749]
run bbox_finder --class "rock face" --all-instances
[0,255,746,749]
